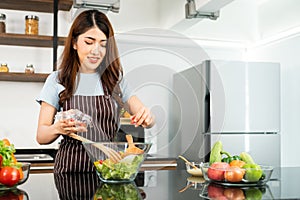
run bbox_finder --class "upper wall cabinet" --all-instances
[0,0,72,13]
[0,0,72,82]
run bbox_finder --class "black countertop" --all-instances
[4,166,298,199]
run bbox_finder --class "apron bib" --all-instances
[54,87,119,173]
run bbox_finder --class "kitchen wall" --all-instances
[1,0,300,167]
[246,36,300,167]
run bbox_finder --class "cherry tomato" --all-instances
[0,166,20,187]
[224,167,245,182]
[130,115,136,125]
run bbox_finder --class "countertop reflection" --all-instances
[16,167,300,200]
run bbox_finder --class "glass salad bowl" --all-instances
[93,182,145,200]
[201,162,273,186]
[0,162,31,190]
[83,142,152,183]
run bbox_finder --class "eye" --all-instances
[100,42,107,48]
[85,41,93,45]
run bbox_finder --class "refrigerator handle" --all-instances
[204,91,210,133]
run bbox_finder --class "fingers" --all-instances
[59,119,77,135]
[131,107,154,128]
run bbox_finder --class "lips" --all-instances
[88,56,100,64]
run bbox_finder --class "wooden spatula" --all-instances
[124,134,144,156]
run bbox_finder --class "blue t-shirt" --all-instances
[36,71,133,111]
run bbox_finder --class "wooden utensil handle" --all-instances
[69,133,92,143]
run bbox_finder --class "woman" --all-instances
[36,10,154,173]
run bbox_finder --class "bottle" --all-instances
[25,15,39,35]
[0,63,9,72]
[25,64,35,74]
[0,13,6,33]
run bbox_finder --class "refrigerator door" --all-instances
[210,133,281,180]
[170,64,211,163]
[208,60,281,133]
[207,60,281,179]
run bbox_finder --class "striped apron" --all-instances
[54,86,119,173]
[54,172,99,200]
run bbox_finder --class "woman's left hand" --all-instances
[130,106,154,128]
[126,95,155,128]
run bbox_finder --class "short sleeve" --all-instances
[120,77,133,103]
[36,71,64,111]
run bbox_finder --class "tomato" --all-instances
[224,167,245,182]
[0,166,20,187]
[229,160,245,168]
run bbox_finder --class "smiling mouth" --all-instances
[88,57,100,63]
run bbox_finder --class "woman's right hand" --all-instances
[57,119,88,135]
[57,119,77,135]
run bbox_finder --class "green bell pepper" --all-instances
[221,155,241,163]
[243,163,263,182]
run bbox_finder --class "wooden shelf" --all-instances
[0,72,49,82]
[0,0,73,13]
[0,0,69,82]
[0,33,65,47]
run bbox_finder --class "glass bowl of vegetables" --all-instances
[201,162,273,186]
[0,162,31,190]
[83,141,152,183]
[93,182,144,199]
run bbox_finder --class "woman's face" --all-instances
[74,27,107,73]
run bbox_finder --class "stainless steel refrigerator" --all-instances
[171,59,281,179]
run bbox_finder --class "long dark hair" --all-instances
[58,9,123,107]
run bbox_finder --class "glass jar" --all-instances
[25,15,39,35]
[0,63,9,72]
[25,64,35,74]
[0,13,6,33]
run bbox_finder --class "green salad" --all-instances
[93,183,142,200]
[94,154,144,180]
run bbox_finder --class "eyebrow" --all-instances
[85,36,107,42]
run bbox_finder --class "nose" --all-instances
[91,43,101,55]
